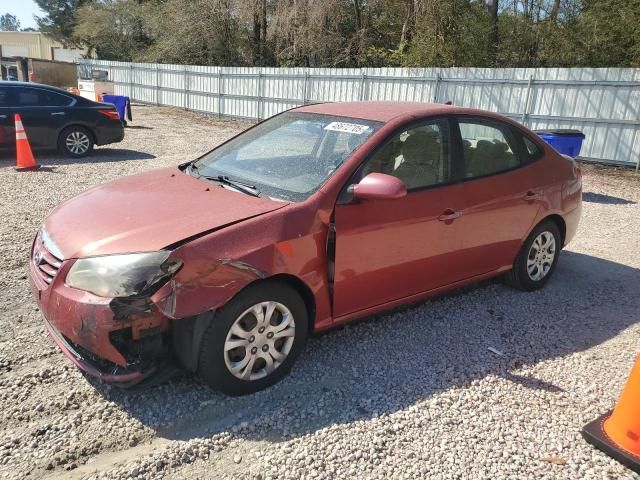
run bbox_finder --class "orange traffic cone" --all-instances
[15,114,38,171]
[583,355,640,473]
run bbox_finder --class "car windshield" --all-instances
[191,112,382,201]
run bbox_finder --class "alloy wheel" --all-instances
[526,231,556,281]
[223,301,296,381]
[66,131,91,155]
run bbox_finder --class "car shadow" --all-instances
[92,251,639,446]
[0,148,156,165]
[582,191,636,205]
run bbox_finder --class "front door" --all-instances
[333,118,467,317]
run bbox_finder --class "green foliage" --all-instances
[0,13,21,31]
[29,0,640,67]
[34,0,89,46]
[141,0,243,65]
[72,0,152,61]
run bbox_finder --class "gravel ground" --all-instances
[1,106,639,480]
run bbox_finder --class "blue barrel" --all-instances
[101,95,131,124]
[535,129,585,158]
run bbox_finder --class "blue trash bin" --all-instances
[101,95,131,125]
[535,129,585,158]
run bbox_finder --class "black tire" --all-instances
[506,220,562,291]
[58,126,94,158]
[197,282,308,396]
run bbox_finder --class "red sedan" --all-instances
[29,102,582,395]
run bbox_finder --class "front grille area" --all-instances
[32,234,63,286]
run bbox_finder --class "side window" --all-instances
[15,88,40,106]
[12,87,72,107]
[42,91,74,106]
[363,120,449,190]
[458,120,520,179]
[521,134,543,163]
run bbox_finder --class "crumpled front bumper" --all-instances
[42,314,145,384]
[29,238,171,384]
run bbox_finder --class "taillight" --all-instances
[98,110,120,121]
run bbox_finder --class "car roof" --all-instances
[0,80,71,94]
[294,101,511,124]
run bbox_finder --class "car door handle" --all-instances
[50,112,66,116]
[523,191,542,201]
[438,209,463,222]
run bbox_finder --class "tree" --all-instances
[34,0,89,45]
[73,0,152,61]
[0,13,21,31]
[486,0,499,65]
[406,0,490,67]
[142,0,244,65]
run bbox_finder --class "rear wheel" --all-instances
[197,282,308,396]
[58,126,94,158]
[506,220,561,291]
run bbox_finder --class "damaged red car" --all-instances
[29,102,582,395]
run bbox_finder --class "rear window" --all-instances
[522,135,544,162]
[10,87,73,107]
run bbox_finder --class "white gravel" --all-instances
[1,106,639,480]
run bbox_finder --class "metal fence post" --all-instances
[302,71,309,105]
[183,68,190,111]
[218,69,224,118]
[155,64,161,106]
[129,64,134,99]
[359,71,367,101]
[433,73,441,103]
[636,128,640,171]
[521,74,535,126]
[257,69,264,121]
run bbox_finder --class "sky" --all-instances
[0,0,44,30]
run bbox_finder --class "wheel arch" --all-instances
[255,273,317,335]
[171,273,317,373]
[540,213,566,247]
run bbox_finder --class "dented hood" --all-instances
[44,167,288,259]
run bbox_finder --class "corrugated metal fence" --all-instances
[78,60,640,167]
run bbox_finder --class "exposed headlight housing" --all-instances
[65,251,182,298]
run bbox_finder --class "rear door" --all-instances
[452,116,543,276]
[8,86,75,148]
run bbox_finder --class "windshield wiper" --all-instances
[213,175,261,197]
[188,163,261,197]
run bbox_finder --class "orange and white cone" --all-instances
[15,114,38,171]
[583,355,640,473]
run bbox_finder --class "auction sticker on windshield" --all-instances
[324,122,371,134]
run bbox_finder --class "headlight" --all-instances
[65,251,182,298]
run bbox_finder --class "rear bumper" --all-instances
[564,202,582,246]
[94,121,125,146]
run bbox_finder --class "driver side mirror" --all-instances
[349,173,407,200]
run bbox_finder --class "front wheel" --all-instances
[506,220,561,291]
[58,126,94,158]
[197,282,308,396]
